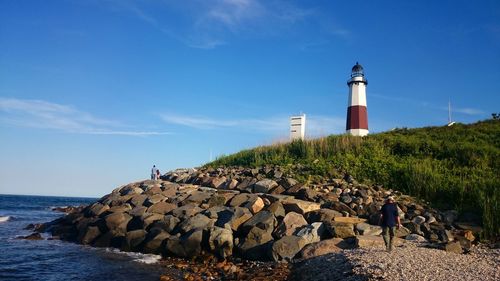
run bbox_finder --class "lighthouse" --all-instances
[346,62,369,136]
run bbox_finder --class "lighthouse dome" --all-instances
[351,62,364,77]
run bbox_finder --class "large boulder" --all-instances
[304,209,342,224]
[143,230,170,254]
[253,179,278,193]
[271,236,307,261]
[79,226,101,245]
[104,212,132,234]
[147,202,177,215]
[242,196,265,214]
[294,222,326,244]
[178,213,215,234]
[208,226,233,259]
[122,229,147,252]
[237,226,273,260]
[300,238,346,259]
[356,223,382,236]
[87,203,110,217]
[282,199,321,215]
[273,212,308,238]
[171,204,203,220]
[166,229,204,258]
[240,211,276,234]
[325,222,355,239]
[215,207,253,231]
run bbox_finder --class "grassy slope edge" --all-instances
[205,119,500,239]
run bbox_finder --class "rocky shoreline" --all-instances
[30,165,492,279]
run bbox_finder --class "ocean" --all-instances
[0,194,165,281]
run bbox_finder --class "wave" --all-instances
[104,248,162,264]
[0,216,11,223]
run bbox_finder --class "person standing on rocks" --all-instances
[151,165,158,180]
[379,196,402,252]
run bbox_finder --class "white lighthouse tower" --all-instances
[346,62,369,136]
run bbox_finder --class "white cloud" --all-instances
[0,98,171,136]
[97,0,330,49]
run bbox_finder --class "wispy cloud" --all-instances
[0,98,170,136]
[97,0,336,49]
[370,93,485,116]
[159,112,344,137]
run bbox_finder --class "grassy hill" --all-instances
[206,119,500,239]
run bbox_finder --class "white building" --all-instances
[290,114,306,140]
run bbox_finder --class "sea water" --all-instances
[0,194,164,281]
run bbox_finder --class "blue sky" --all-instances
[1,0,499,197]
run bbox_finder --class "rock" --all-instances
[207,195,226,207]
[300,238,345,259]
[444,241,463,254]
[270,185,286,195]
[171,204,203,220]
[126,216,144,231]
[266,202,286,219]
[78,226,101,245]
[224,179,239,190]
[105,212,132,234]
[271,235,307,261]
[340,195,352,204]
[122,229,147,252]
[166,229,204,258]
[184,191,212,204]
[129,194,148,207]
[208,226,233,259]
[143,230,170,254]
[241,211,276,235]
[162,185,178,198]
[253,179,278,193]
[282,199,321,215]
[87,203,110,217]
[178,213,215,234]
[281,178,298,189]
[144,194,166,206]
[325,222,355,239]
[229,194,254,207]
[412,215,426,225]
[395,226,411,238]
[150,215,180,233]
[128,206,148,217]
[18,232,43,240]
[404,222,424,236]
[215,207,253,231]
[210,176,227,189]
[333,217,367,224]
[294,222,326,244]
[274,212,308,238]
[237,226,273,260]
[356,223,382,236]
[242,196,264,214]
[406,234,427,242]
[324,201,357,216]
[142,213,165,229]
[147,202,177,215]
[304,209,342,224]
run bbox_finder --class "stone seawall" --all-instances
[37,166,479,261]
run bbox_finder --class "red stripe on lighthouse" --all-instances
[346,105,368,130]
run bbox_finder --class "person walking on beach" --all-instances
[151,165,158,180]
[379,196,402,252]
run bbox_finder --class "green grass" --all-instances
[206,119,500,240]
